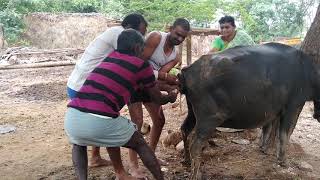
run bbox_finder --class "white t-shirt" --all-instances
[67,26,124,91]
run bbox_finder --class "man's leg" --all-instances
[67,88,111,168]
[107,147,136,180]
[144,103,165,152]
[72,144,88,180]
[90,146,112,167]
[124,132,164,180]
[127,102,145,178]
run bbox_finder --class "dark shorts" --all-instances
[130,89,151,104]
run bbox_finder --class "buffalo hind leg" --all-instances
[181,97,196,166]
[278,104,303,166]
[260,118,279,154]
[260,122,273,154]
[189,133,204,180]
[189,113,227,180]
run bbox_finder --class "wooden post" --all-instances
[177,43,183,68]
[186,35,192,65]
[0,24,4,49]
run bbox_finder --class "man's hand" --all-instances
[167,89,178,103]
[147,81,179,105]
[166,73,179,85]
[157,80,178,92]
[159,72,179,85]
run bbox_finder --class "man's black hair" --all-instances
[173,18,191,31]
[121,13,148,30]
[218,16,236,27]
[117,29,144,56]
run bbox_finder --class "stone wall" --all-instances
[22,13,216,57]
[23,13,120,49]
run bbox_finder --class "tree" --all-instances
[221,0,316,42]
[103,0,218,30]
[0,0,316,45]
[301,4,320,62]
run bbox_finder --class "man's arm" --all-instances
[157,57,180,85]
[141,32,161,61]
[159,55,181,73]
[136,60,178,104]
[146,84,178,105]
[208,48,219,53]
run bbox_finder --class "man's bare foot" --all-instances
[115,174,140,180]
[129,167,147,179]
[157,158,168,166]
[89,156,112,167]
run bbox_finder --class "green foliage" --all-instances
[1,0,106,13]
[0,0,106,45]
[0,0,10,11]
[0,7,25,44]
[220,0,315,41]
[103,0,218,30]
[0,0,316,45]
[62,0,105,13]
[103,0,316,40]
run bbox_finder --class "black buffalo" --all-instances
[178,43,320,179]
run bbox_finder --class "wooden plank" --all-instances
[165,25,219,35]
[190,31,220,36]
[189,27,220,36]
[0,61,75,70]
[8,49,84,56]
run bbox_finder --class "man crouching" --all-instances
[64,29,177,180]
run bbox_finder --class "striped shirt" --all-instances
[68,51,156,118]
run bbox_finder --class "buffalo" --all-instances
[178,43,320,179]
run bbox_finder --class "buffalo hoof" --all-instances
[181,159,191,167]
[278,160,288,167]
[259,145,268,154]
[190,170,203,180]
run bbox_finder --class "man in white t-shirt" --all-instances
[66,13,148,168]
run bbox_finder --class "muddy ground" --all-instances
[1,65,320,180]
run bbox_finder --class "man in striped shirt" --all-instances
[65,29,177,180]
[67,13,148,167]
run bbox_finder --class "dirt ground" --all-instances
[1,65,320,180]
